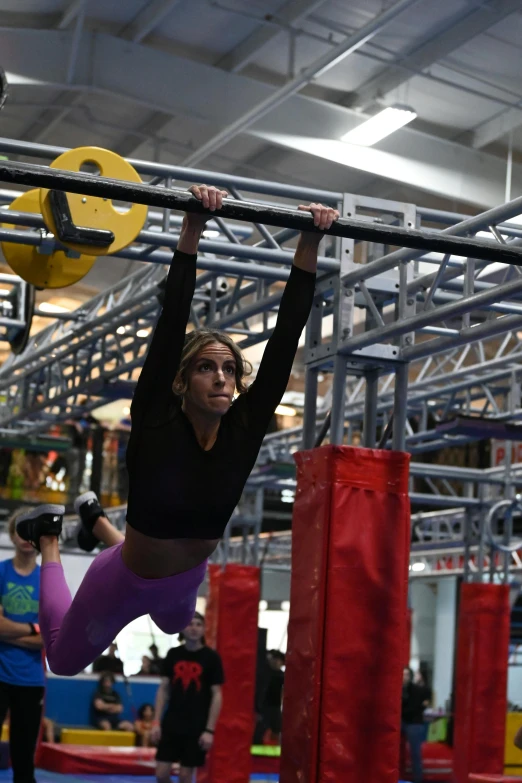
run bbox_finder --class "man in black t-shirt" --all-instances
[402,667,431,783]
[263,650,285,741]
[154,612,224,783]
[92,642,124,674]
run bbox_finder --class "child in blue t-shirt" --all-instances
[0,508,45,783]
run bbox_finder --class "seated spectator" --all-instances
[515,724,522,750]
[134,655,154,676]
[149,643,163,675]
[92,642,124,674]
[43,717,61,743]
[134,703,157,747]
[91,673,133,732]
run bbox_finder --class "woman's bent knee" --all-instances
[48,657,86,677]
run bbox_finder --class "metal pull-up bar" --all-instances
[0,159,521,265]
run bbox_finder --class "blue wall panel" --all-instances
[45,674,159,726]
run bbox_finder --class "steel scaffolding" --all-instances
[1,137,522,579]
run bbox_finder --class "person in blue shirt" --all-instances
[0,508,45,783]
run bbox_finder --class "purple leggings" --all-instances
[39,543,207,675]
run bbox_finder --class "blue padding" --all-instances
[45,673,160,726]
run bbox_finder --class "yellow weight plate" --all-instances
[1,189,97,289]
[40,146,148,256]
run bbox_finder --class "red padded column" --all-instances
[278,445,332,783]
[280,445,411,783]
[453,583,511,783]
[198,564,260,783]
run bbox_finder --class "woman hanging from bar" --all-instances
[16,184,339,675]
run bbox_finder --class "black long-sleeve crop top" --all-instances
[125,249,316,540]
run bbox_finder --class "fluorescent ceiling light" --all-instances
[136,328,150,338]
[341,106,417,147]
[203,229,220,239]
[275,404,297,417]
[0,289,10,296]
[39,302,70,314]
[411,562,426,573]
[116,326,126,335]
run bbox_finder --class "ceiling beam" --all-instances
[118,0,183,44]
[57,0,86,30]
[215,0,327,74]
[472,105,522,150]
[350,0,521,111]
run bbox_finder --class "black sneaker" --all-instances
[74,492,104,553]
[74,524,98,553]
[16,505,64,552]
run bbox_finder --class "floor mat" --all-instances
[0,772,280,782]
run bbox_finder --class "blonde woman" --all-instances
[17,185,339,675]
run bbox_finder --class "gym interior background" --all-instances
[2,0,522,782]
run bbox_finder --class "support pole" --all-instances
[329,355,347,446]
[392,364,409,452]
[362,369,379,448]
[280,445,411,783]
[302,367,319,451]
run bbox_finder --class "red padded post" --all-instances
[405,608,413,666]
[280,445,411,783]
[204,564,221,649]
[469,777,520,782]
[453,584,511,783]
[198,564,260,783]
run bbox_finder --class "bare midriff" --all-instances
[122,524,219,579]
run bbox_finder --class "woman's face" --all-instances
[143,705,154,721]
[184,343,237,417]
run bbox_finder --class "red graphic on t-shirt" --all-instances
[172,660,203,691]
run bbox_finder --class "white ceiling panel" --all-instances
[156,1,260,56]
[86,0,149,26]
[479,10,522,49]
[442,28,522,100]
[367,0,477,56]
